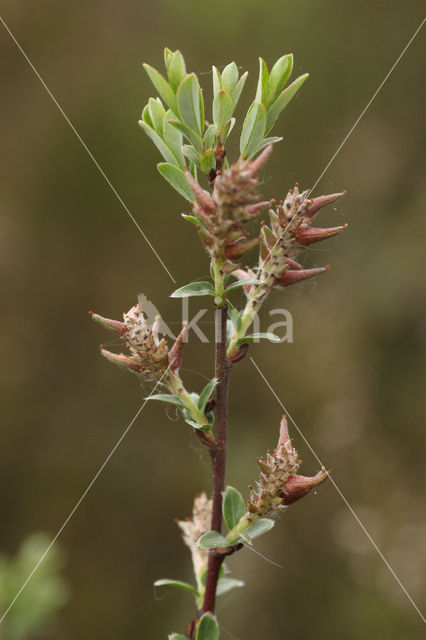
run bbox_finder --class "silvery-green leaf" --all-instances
[196,613,219,640]
[182,145,201,168]
[255,57,269,102]
[143,63,176,112]
[213,90,234,132]
[148,394,187,407]
[265,73,309,134]
[240,102,267,159]
[198,531,229,549]
[171,281,215,298]
[263,54,293,108]
[167,50,187,91]
[237,332,280,344]
[169,635,188,640]
[168,120,204,152]
[221,117,235,143]
[181,213,204,227]
[222,486,246,530]
[227,300,242,331]
[212,65,221,96]
[157,163,195,202]
[139,121,180,166]
[258,136,283,151]
[231,71,248,107]
[141,103,153,128]
[198,378,217,412]
[163,113,185,168]
[204,123,218,149]
[200,149,216,174]
[148,97,166,135]
[244,517,275,540]
[177,74,204,135]
[216,577,245,597]
[221,62,239,93]
[224,278,261,293]
[154,578,198,597]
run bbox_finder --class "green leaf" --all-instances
[139,121,180,167]
[204,123,218,149]
[264,54,293,108]
[171,281,215,298]
[227,300,242,332]
[224,278,261,293]
[148,394,187,407]
[182,145,201,168]
[157,163,195,202]
[169,635,188,640]
[177,74,204,135]
[154,578,198,597]
[255,57,269,102]
[216,577,245,597]
[240,102,267,159]
[168,119,204,152]
[181,212,205,227]
[163,111,186,168]
[265,73,309,134]
[231,71,248,107]
[223,486,246,531]
[237,332,280,345]
[196,613,219,640]
[198,378,217,412]
[147,97,166,134]
[167,50,187,91]
[143,63,176,112]
[258,136,283,152]
[245,518,275,540]
[200,149,216,174]
[213,90,234,133]
[221,62,239,94]
[198,531,229,549]
[212,65,221,96]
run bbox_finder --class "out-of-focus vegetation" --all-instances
[0,535,68,639]
[0,1,424,638]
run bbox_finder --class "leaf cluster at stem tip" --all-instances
[141,48,308,199]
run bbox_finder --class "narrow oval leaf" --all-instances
[182,145,201,168]
[167,50,187,91]
[223,486,246,530]
[200,149,216,174]
[213,91,234,132]
[221,62,239,93]
[143,63,176,112]
[177,74,204,135]
[231,71,248,107]
[265,73,309,134]
[168,119,204,152]
[237,332,280,345]
[198,531,229,549]
[157,163,195,202]
[169,635,188,640]
[181,212,205,228]
[255,57,269,102]
[196,613,219,640]
[171,282,215,298]
[224,278,261,293]
[148,97,166,134]
[148,394,187,407]
[264,53,293,108]
[163,112,185,168]
[154,578,198,597]
[216,577,245,597]
[240,102,267,159]
[198,378,218,412]
[245,517,275,540]
[138,122,180,167]
[204,123,218,149]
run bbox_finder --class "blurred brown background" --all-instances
[0,1,425,638]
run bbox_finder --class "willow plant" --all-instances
[92,48,346,639]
